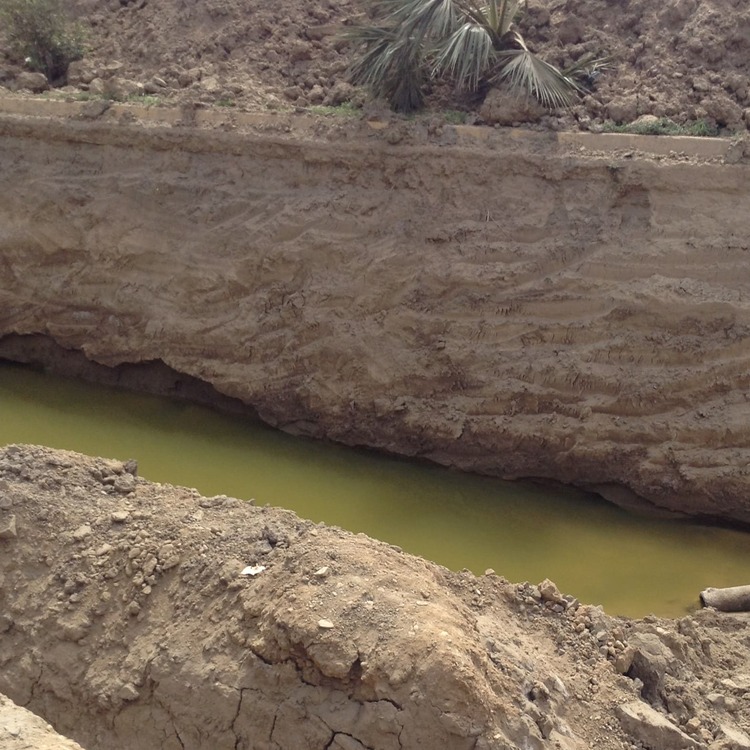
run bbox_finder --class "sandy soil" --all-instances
[0,0,748,131]
[0,104,749,522]
[2,443,750,750]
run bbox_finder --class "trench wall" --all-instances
[1,106,750,520]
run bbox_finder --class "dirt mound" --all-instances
[2,443,750,750]
[1,0,748,130]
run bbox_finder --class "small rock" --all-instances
[127,600,141,617]
[606,94,640,123]
[114,474,136,494]
[56,614,92,642]
[632,114,660,128]
[95,543,113,556]
[323,80,355,107]
[72,524,92,542]
[614,646,636,674]
[616,701,701,749]
[200,75,222,95]
[714,723,750,750]
[13,71,49,93]
[118,683,140,701]
[539,578,565,605]
[308,84,325,104]
[313,566,330,578]
[78,99,111,120]
[318,619,335,629]
[102,76,144,101]
[708,692,727,709]
[143,80,163,95]
[111,511,130,523]
[0,515,17,539]
[67,59,96,85]
[685,717,702,733]
[141,556,157,576]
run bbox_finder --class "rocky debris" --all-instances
[626,632,676,706]
[3,0,742,129]
[11,71,49,94]
[0,514,16,539]
[714,724,750,750]
[616,701,702,749]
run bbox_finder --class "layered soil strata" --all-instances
[1,107,750,521]
[2,444,750,750]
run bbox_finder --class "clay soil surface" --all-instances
[2,444,750,750]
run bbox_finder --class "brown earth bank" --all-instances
[1,0,750,132]
[2,443,750,750]
[1,105,750,522]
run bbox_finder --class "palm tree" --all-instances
[347,0,585,113]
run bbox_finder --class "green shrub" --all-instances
[0,0,86,82]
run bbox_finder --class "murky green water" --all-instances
[1,362,748,618]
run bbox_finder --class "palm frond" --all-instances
[433,23,495,91]
[496,33,583,109]
[346,25,398,86]
[346,26,426,111]
[562,54,613,90]
[365,0,462,38]
[496,0,521,36]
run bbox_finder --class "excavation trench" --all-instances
[3,107,750,749]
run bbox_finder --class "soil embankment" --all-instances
[2,444,750,750]
[1,105,750,521]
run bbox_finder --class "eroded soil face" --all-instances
[1,444,750,750]
[0,0,748,131]
[0,111,749,521]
